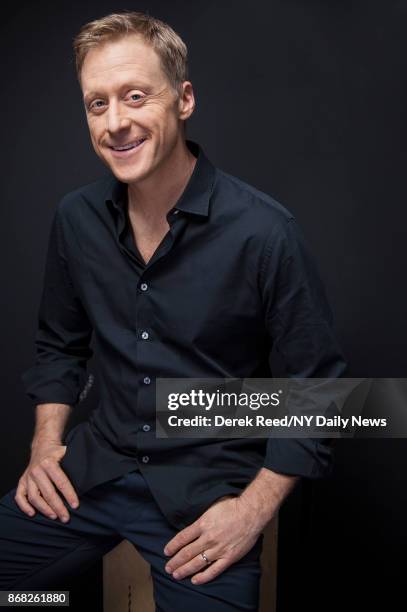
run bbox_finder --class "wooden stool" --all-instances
[104,514,278,611]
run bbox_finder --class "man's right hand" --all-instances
[14,440,80,522]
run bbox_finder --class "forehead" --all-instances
[81,34,166,91]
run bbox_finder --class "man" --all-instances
[0,10,347,610]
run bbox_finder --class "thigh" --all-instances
[120,471,263,611]
[0,484,122,589]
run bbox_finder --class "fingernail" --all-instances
[165,565,172,574]
[49,514,57,519]
[61,515,69,523]
[71,502,79,509]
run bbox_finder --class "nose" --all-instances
[106,100,131,134]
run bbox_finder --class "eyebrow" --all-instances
[83,82,152,103]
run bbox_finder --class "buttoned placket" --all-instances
[115,204,185,467]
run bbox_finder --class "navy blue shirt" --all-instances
[21,139,347,529]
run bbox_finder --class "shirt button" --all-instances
[140,283,148,291]
[142,424,151,432]
[141,331,149,340]
[173,209,179,215]
[142,455,150,463]
[143,376,151,385]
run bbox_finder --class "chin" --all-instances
[115,166,150,184]
[102,148,157,183]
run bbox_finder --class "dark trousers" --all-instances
[0,469,263,611]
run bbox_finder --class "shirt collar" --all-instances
[104,139,216,218]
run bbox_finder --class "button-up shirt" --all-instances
[21,139,347,529]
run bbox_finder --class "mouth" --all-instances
[108,137,147,158]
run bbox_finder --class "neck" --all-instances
[127,137,197,222]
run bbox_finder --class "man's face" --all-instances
[81,34,192,183]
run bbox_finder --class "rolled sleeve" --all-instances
[21,201,93,406]
[260,216,348,479]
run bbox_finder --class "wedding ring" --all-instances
[200,551,210,564]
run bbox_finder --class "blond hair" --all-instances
[72,10,188,97]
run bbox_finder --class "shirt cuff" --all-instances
[20,364,90,407]
[263,438,334,479]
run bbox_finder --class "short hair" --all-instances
[72,10,188,97]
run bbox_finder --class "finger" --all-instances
[165,537,209,573]
[164,521,202,556]
[28,470,70,522]
[191,557,230,585]
[42,461,79,509]
[26,478,59,519]
[14,481,36,517]
[170,549,216,580]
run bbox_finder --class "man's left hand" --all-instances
[163,468,299,585]
[163,493,268,585]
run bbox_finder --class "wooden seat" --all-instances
[104,514,278,611]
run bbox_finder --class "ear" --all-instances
[178,81,195,121]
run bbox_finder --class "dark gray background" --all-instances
[1,1,406,610]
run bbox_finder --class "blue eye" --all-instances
[130,94,144,102]
[88,100,104,111]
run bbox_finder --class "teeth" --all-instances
[113,138,145,151]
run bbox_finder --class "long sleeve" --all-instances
[21,201,94,406]
[259,215,348,479]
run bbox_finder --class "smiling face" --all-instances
[80,34,194,184]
